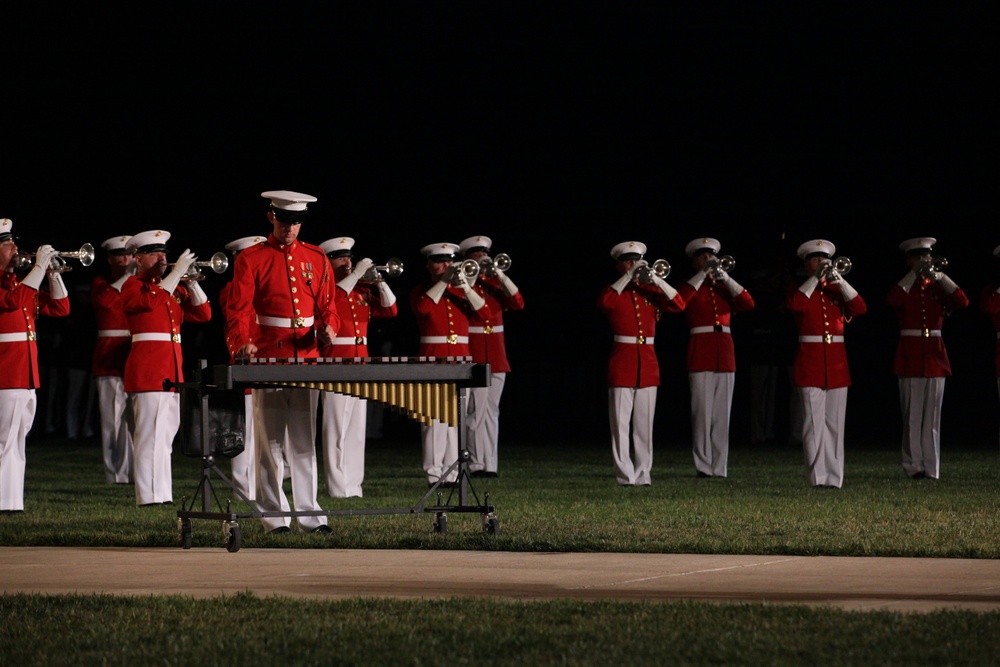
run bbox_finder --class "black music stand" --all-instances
[173,359,499,552]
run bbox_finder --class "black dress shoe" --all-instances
[311,525,333,534]
[470,470,488,478]
[696,471,712,478]
[909,471,926,480]
[269,526,292,535]
[484,471,499,478]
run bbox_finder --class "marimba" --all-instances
[176,357,498,552]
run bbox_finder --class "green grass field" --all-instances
[2,435,999,666]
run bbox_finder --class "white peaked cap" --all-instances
[459,235,492,254]
[101,235,132,252]
[225,236,266,253]
[796,239,836,260]
[421,242,460,259]
[261,190,317,211]
[319,237,355,255]
[126,230,171,252]
[899,237,936,253]
[684,237,721,257]
[610,241,647,260]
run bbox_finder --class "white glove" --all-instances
[496,269,519,297]
[20,245,58,290]
[838,277,859,302]
[160,249,196,295]
[687,270,708,291]
[462,283,486,311]
[48,272,69,300]
[451,263,470,288]
[376,280,396,308]
[936,273,959,295]
[110,272,131,292]
[897,271,917,293]
[651,275,678,300]
[338,257,373,294]
[610,272,632,294]
[425,280,448,304]
[187,279,208,306]
[799,275,819,298]
[825,268,843,284]
[723,275,746,297]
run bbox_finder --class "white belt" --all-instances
[614,335,654,345]
[132,333,181,343]
[900,329,942,337]
[332,336,367,346]
[420,335,469,345]
[98,329,130,338]
[468,325,503,334]
[256,315,315,328]
[690,325,731,335]
[798,335,844,344]
[0,332,33,343]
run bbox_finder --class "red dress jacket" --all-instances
[678,280,755,373]
[121,274,212,393]
[982,284,1000,377]
[0,273,71,389]
[319,284,398,358]
[466,277,525,374]
[786,281,867,389]
[91,275,132,377]
[223,235,340,359]
[887,278,968,377]
[598,282,685,388]
[410,282,492,358]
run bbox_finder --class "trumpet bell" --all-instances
[832,256,852,275]
[206,252,229,274]
[382,257,404,277]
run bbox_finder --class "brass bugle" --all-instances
[450,258,480,284]
[706,254,735,280]
[361,257,404,282]
[820,256,852,280]
[477,252,512,277]
[170,252,229,280]
[14,242,96,273]
[635,258,670,283]
[917,255,948,280]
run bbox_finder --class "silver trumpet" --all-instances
[361,257,404,282]
[172,252,229,281]
[705,254,736,280]
[635,258,671,284]
[917,255,948,280]
[449,258,481,285]
[820,256,852,280]
[477,252,512,277]
[14,242,96,273]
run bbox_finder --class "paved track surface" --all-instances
[3,547,1000,612]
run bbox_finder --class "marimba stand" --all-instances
[174,358,499,552]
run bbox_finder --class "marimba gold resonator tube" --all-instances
[273,380,459,427]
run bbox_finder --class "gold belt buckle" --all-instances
[483,325,493,335]
[171,334,180,343]
[293,317,306,328]
[922,328,930,338]
[27,331,36,342]
[355,336,365,345]
[637,335,646,345]
[823,333,832,344]
[447,334,458,344]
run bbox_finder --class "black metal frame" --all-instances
[175,360,499,552]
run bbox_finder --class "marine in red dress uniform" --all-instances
[318,236,398,498]
[786,239,867,488]
[887,237,968,479]
[678,238,754,478]
[598,241,685,486]
[459,235,524,477]
[223,191,339,534]
[0,219,70,511]
[217,235,266,502]
[91,235,135,484]
[410,242,492,485]
[122,230,211,506]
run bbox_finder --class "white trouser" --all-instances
[798,386,847,488]
[465,372,506,473]
[95,376,133,484]
[899,377,945,479]
[321,392,367,498]
[421,420,458,484]
[229,392,256,501]
[130,392,179,505]
[689,371,735,477]
[253,387,326,532]
[0,389,36,511]
[608,386,656,485]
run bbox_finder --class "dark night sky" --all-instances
[2,4,996,447]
